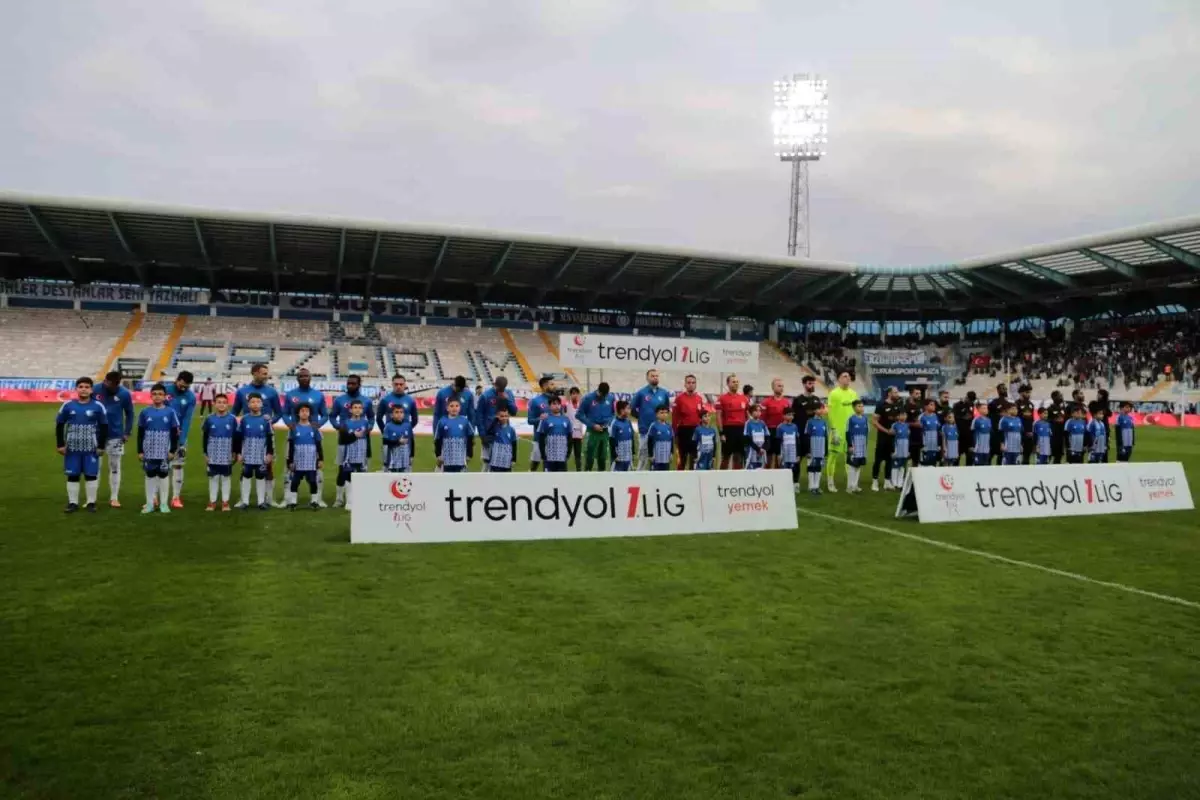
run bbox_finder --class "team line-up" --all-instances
[54,364,1138,514]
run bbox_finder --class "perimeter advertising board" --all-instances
[351,469,796,544]
[904,462,1193,523]
[558,333,759,373]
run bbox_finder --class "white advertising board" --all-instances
[906,462,1194,524]
[558,333,759,373]
[351,469,797,544]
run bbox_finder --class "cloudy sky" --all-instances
[3,0,1199,266]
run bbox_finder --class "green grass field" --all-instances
[2,403,1199,800]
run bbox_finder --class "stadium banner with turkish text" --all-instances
[907,462,1194,523]
[861,349,928,367]
[351,468,796,544]
[0,279,201,305]
[558,333,759,372]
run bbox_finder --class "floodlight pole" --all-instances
[787,159,810,257]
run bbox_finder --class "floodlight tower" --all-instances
[773,74,828,257]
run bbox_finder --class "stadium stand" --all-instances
[0,308,128,378]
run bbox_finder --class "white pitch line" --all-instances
[797,507,1200,611]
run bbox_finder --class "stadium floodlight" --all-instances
[773,74,828,257]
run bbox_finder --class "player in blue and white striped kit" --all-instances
[646,406,675,471]
[164,371,196,508]
[201,393,237,510]
[743,405,769,470]
[286,404,324,510]
[331,374,374,476]
[284,369,329,506]
[999,404,1023,466]
[609,400,636,472]
[940,410,960,467]
[631,371,671,471]
[475,376,516,471]
[776,408,800,490]
[434,398,475,473]
[233,363,284,506]
[94,371,134,507]
[381,405,413,473]
[971,402,992,466]
[1033,408,1053,465]
[487,408,519,473]
[890,411,911,488]
[537,396,572,473]
[805,408,828,495]
[1064,407,1087,464]
[1087,415,1108,464]
[55,376,109,513]
[334,399,371,510]
[846,401,870,493]
[919,400,941,467]
[1115,401,1136,462]
[137,383,180,514]
[234,393,275,509]
[693,409,718,472]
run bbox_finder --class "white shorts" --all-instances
[104,439,125,459]
[529,440,543,463]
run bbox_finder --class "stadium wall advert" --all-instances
[861,349,929,367]
[906,462,1194,523]
[350,469,797,544]
[558,334,760,372]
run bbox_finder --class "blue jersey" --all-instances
[381,420,413,471]
[920,413,941,453]
[892,420,911,450]
[646,420,674,465]
[1065,418,1087,454]
[284,386,328,426]
[578,391,616,429]
[847,415,870,460]
[377,391,419,433]
[609,418,636,464]
[537,415,572,463]
[776,422,800,466]
[489,424,518,470]
[972,416,992,455]
[288,424,323,471]
[434,415,475,468]
[744,419,770,450]
[164,384,197,445]
[201,413,237,466]
[433,385,475,428]
[805,418,828,459]
[339,417,372,466]
[93,383,134,438]
[999,416,1023,453]
[1034,419,1053,457]
[236,414,274,466]
[330,391,374,429]
[941,423,959,460]
[1116,413,1135,450]
[693,424,718,468]
[57,398,108,453]
[1088,419,1108,454]
[632,385,671,434]
[232,382,283,422]
[138,405,180,461]
[475,387,516,436]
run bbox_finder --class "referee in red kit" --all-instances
[672,374,705,470]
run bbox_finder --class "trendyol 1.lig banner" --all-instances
[558,334,759,373]
[350,469,796,544]
[901,462,1193,523]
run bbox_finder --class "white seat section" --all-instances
[507,330,577,388]
[0,308,129,377]
[121,313,175,372]
[375,325,531,387]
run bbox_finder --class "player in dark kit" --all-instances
[790,375,822,463]
[1016,384,1036,465]
[953,391,977,465]
[871,386,901,491]
[987,383,1009,465]
[904,387,924,467]
[1047,390,1067,464]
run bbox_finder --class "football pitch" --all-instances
[2,403,1198,800]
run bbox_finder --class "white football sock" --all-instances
[85,479,98,505]
[345,482,353,509]
[67,481,80,505]
[240,477,252,504]
[157,476,170,506]
[315,470,325,501]
[145,476,157,507]
[221,476,232,502]
[265,478,275,504]
[109,456,122,501]
[336,485,346,504]
[256,480,267,505]
[848,466,860,490]
[172,465,184,498]
[209,476,219,504]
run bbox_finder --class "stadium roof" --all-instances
[2,191,1199,321]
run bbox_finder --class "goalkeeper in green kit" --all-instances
[824,371,858,492]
